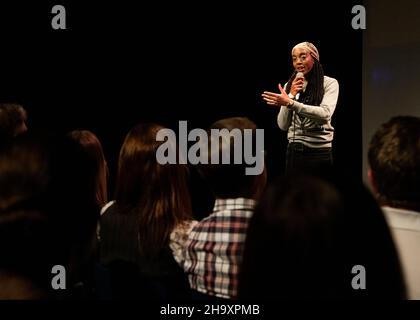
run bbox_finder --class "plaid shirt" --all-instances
[182,198,256,299]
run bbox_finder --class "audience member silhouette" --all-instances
[99,123,194,300]
[67,130,108,210]
[172,117,267,300]
[0,103,28,147]
[368,116,420,299]
[239,173,406,299]
[0,137,56,299]
[0,133,102,298]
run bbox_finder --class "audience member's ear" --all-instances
[367,168,378,194]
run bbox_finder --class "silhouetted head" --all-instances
[0,137,60,297]
[239,174,406,299]
[198,117,267,200]
[67,130,108,208]
[115,123,192,257]
[0,103,27,145]
[368,116,420,211]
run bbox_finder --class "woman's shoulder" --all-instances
[323,76,339,91]
[323,75,339,85]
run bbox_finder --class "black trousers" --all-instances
[285,142,333,176]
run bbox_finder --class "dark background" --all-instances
[0,1,363,212]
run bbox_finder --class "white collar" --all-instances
[382,206,420,232]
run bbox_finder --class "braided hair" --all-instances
[285,59,325,106]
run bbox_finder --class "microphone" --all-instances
[295,72,307,100]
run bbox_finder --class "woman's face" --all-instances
[292,47,314,75]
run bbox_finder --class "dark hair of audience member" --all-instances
[239,174,406,299]
[197,117,266,200]
[0,137,59,298]
[67,130,108,209]
[368,116,420,211]
[0,103,27,146]
[39,133,103,296]
[114,123,192,258]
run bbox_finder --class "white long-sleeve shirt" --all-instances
[277,76,339,148]
[382,206,420,299]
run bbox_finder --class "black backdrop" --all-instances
[0,1,362,215]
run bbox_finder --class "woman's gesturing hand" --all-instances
[262,84,292,108]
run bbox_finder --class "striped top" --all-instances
[277,76,339,148]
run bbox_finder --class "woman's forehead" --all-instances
[292,47,309,56]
